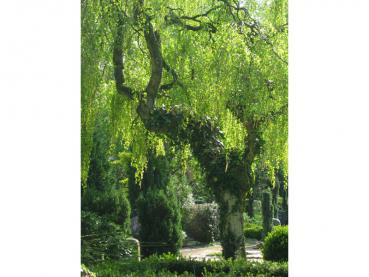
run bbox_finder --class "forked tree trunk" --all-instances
[219,191,246,259]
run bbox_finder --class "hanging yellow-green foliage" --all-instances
[81,0,288,186]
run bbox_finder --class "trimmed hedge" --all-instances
[262,226,288,262]
[92,254,288,277]
[244,224,263,240]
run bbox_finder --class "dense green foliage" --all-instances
[133,152,183,256]
[81,264,96,277]
[244,224,263,240]
[81,103,132,264]
[262,226,288,262]
[81,211,135,265]
[138,187,183,256]
[82,187,131,229]
[81,0,288,189]
[91,254,288,277]
[183,203,220,243]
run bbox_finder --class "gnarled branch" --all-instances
[143,16,163,110]
[160,60,183,92]
[113,15,135,99]
[164,9,217,33]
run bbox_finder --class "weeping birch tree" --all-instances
[81,0,287,259]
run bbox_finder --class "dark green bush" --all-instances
[81,211,135,265]
[262,226,288,262]
[92,254,288,277]
[244,224,263,240]
[82,187,131,232]
[183,203,219,243]
[262,190,273,237]
[137,188,183,256]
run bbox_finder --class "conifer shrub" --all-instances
[262,226,288,262]
[82,187,131,232]
[137,187,183,256]
[81,211,135,265]
[262,190,273,237]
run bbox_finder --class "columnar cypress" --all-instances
[272,175,280,218]
[262,189,273,237]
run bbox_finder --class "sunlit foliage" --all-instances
[81,0,287,184]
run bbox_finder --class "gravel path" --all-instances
[180,239,263,261]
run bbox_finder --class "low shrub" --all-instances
[184,203,219,243]
[81,211,136,265]
[262,226,288,262]
[244,224,263,240]
[82,187,131,232]
[92,254,288,277]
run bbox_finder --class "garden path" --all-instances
[180,239,262,261]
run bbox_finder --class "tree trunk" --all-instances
[246,192,254,218]
[219,191,246,259]
[272,178,280,218]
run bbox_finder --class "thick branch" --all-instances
[180,5,221,20]
[165,10,217,33]
[113,15,134,99]
[143,106,247,195]
[143,17,163,110]
[159,60,183,91]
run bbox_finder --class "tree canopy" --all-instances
[82,0,287,186]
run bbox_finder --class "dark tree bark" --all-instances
[246,191,254,218]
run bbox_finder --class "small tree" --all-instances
[137,153,183,257]
[137,188,182,256]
